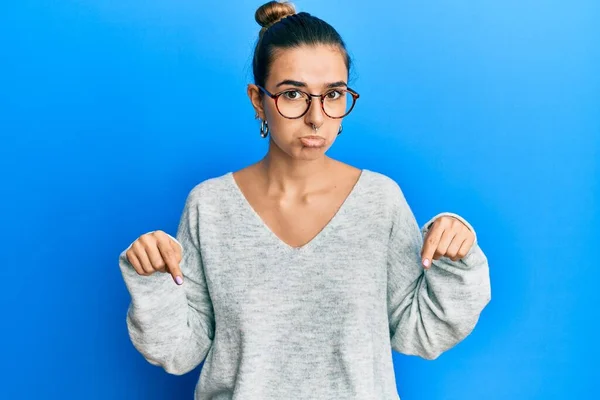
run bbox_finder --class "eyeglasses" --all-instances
[256,85,360,119]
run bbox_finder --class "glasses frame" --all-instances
[256,84,360,119]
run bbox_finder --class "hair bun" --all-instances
[255,1,296,29]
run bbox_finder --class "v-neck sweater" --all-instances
[118,169,491,400]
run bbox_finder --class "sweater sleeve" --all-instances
[118,190,215,375]
[386,184,491,360]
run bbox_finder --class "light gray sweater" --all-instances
[118,169,491,400]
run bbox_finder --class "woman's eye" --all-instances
[326,90,343,100]
[283,90,301,100]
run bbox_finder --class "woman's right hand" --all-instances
[125,230,184,285]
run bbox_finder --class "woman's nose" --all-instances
[305,98,325,126]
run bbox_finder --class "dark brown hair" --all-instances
[252,1,353,89]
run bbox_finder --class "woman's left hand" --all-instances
[421,215,476,269]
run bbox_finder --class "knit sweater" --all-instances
[118,169,491,399]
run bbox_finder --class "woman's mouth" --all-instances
[299,135,326,148]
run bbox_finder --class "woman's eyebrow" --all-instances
[275,79,348,88]
[325,81,348,88]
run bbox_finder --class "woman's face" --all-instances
[248,44,349,161]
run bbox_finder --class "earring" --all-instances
[338,124,343,135]
[260,119,269,138]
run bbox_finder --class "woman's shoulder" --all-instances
[184,171,236,208]
[329,159,398,192]
[346,169,412,230]
[358,168,415,218]
[360,168,405,198]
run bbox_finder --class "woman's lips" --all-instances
[300,136,326,148]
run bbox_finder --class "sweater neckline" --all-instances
[226,169,368,254]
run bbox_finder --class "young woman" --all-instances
[118,2,491,399]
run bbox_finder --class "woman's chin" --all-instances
[293,143,332,160]
[270,136,332,160]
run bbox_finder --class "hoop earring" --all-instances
[260,119,269,138]
[338,124,343,135]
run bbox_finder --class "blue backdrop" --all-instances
[1,1,598,399]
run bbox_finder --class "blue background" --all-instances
[1,0,598,399]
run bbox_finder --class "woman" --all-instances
[118,2,491,399]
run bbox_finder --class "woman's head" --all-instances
[252,2,352,88]
[247,1,357,161]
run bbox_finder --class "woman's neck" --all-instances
[256,150,334,195]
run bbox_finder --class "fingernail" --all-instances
[175,276,183,285]
[423,259,430,268]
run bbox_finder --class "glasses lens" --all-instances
[277,90,311,118]
[323,90,355,118]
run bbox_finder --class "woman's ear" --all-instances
[247,84,265,120]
